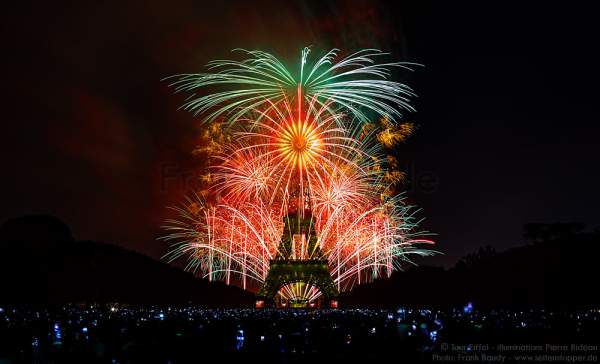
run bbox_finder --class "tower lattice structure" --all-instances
[256,186,338,308]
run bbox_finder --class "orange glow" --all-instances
[276,120,321,169]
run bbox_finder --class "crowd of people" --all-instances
[0,304,598,363]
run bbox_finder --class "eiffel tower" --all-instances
[256,185,339,308]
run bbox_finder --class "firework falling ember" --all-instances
[161,48,437,301]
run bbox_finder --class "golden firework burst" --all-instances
[277,120,322,169]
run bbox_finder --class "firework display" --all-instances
[161,48,437,303]
[168,48,421,125]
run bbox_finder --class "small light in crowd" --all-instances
[430,330,438,341]
[463,302,474,314]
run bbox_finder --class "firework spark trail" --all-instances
[161,107,437,296]
[161,48,437,301]
[166,48,421,125]
[279,282,322,303]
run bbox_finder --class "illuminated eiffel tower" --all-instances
[256,185,338,308]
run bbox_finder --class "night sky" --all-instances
[2,1,599,267]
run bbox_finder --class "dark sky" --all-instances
[2,1,599,267]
